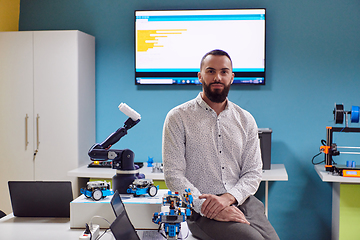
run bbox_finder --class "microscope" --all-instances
[88,103,143,193]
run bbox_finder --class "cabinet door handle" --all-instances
[25,114,29,150]
[36,114,40,150]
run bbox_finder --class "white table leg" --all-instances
[265,180,268,218]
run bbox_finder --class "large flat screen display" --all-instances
[135,9,266,85]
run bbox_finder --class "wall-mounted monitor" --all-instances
[135,9,266,85]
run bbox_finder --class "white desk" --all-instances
[0,213,105,240]
[68,164,288,217]
[70,189,169,229]
[315,164,360,183]
[0,213,196,240]
[314,164,360,240]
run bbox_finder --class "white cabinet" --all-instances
[0,31,95,214]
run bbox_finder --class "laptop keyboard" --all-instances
[139,230,164,240]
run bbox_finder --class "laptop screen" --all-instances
[110,191,140,240]
[110,211,140,240]
[110,190,124,217]
[8,181,73,217]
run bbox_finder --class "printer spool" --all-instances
[351,106,359,123]
[333,104,360,124]
[334,104,344,124]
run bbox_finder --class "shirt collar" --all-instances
[195,92,231,113]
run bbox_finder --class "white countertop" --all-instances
[69,163,288,182]
[68,163,164,180]
[262,164,288,181]
[0,213,196,240]
[314,164,360,183]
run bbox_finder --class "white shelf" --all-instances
[68,163,288,182]
[262,164,288,181]
[314,164,360,183]
[68,163,164,180]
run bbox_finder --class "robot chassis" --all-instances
[152,189,194,240]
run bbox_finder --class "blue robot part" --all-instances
[152,189,194,239]
[147,156,154,167]
[183,188,194,216]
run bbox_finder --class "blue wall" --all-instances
[19,0,360,239]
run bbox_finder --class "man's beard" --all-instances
[202,79,231,103]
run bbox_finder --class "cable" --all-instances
[312,139,326,165]
[311,152,324,165]
[89,215,111,229]
[84,223,92,240]
[312,139,338,165]
[95,228,111,240]
[333,126,345,144]
[87,215,111,240]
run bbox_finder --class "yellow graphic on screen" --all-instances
[137,29,187,52]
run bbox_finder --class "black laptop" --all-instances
[8,181,73,218]
[109,190,164,240]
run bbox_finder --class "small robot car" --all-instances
[127,179,159,197]
[80,181,114,201]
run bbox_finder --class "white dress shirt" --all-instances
[162,93,262,214]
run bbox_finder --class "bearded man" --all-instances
[162,49,279,240]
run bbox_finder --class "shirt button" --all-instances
[222,167,225,169]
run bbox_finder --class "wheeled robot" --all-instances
[80,181,114,201]
[152,189,193,239]
[127,179,159,197]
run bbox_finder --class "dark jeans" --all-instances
[187,196,280,240]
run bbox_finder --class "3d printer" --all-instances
[320,103,360,177]
[88,103,143,193]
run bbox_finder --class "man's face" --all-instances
[198,55,234,103]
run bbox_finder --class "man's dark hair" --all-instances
[200,49,233,71]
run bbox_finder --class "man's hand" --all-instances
[213,206,250,224]
[199,193,236,219]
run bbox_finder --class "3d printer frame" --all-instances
[321,126,360,177]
